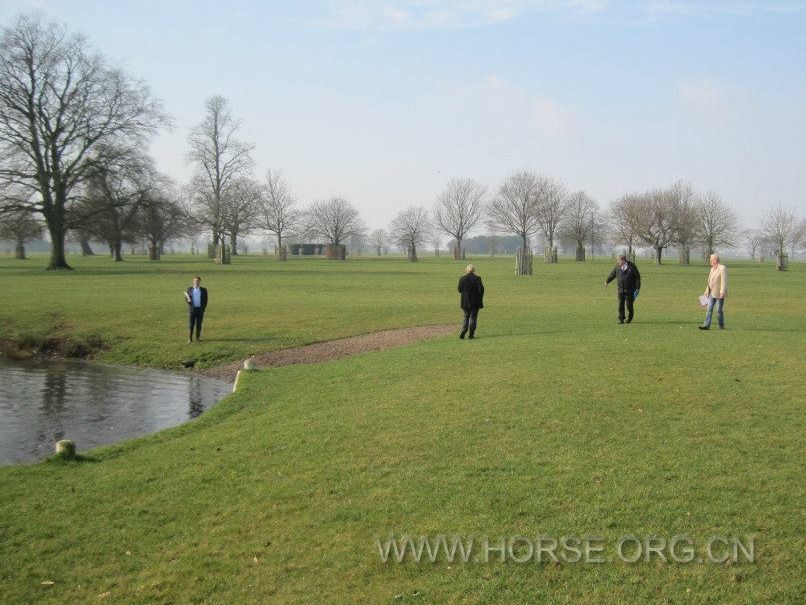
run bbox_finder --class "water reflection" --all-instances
[0,358,232,465]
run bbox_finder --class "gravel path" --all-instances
[202,324,455,382]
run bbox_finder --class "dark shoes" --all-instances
[459,331,466,339]
[698,326,709,330]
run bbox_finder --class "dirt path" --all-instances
[202,324,455,382]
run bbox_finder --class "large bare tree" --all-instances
[187,95,254,250]
[70,145,155,261]
[633,187,677,265]
[609,194,642,258]
[433,177,486,260]
[487,169,542,274]
[390,206,432,262]
[534,175,567,262]
[669,180,698,264]
[139,185,188,261]
[305,197,365,246]
[696,191,737,258]
[762,203,797,269]
[221,175,261,255]
[258,169,301,260]
[0,15,168,269]
[563,191,599,261]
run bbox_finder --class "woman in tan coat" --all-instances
[700,254,727,330]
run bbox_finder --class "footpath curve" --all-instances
[203,324,455,382]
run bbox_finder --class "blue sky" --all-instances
[2,0,805,231]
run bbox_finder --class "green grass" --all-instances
[1,253,804,604]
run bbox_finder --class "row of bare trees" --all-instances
[1,14,802,270]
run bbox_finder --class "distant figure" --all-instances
[605,254,641,324]
[458,264,484,339]
[699,254,727,330]
[185,275,208,343]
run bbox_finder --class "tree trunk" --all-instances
[655,246,663,265]
[679,247,690,265]
[230,232,238,256]
[80,238,95,256]
[453,237,463,260]
[408,244,417,262]
[15,240,26,260]
[516,238,533,275]
[575,241,585,261]
[43,213,72,270]
[113,240,123,261]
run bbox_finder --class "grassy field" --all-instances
[0,253,804,604]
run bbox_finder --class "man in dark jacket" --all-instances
[185,275,208,343]
[605,255,641,324]
[458,264,484,339]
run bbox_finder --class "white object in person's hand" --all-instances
[698,295,709,307]
[184,291,191,301]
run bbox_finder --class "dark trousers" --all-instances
[461,308,479,336]
[189,307,205,339]
[618,291,635,322]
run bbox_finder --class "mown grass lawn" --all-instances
[0,253,804,604]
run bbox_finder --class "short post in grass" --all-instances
[55,439,76,460]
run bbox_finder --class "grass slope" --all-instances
[0,254,804,604]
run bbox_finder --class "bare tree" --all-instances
[221,176,261,255]
[258,169,301,260]
[0,15,168,269]
[669,180,698,264]
[390,206,432,262]
[793,217,805,257]
[487,170,542,274]
[697,191,737,258]
[763,203,797,269]
[534,175,567,262]
[187,95,254,251]
[306,197,365,247]
[370,228,387,256]
[70,145,155,261]
[139,184,188,261]
[564,191,599,261]
[433,177,486,260]
[609,194,642,258]
[0,206,42,259]
[742,228,765,261]
[633,187,676,265]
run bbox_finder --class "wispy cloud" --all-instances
[643,1,806,19]
[320,1,607,31]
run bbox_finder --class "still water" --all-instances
[0,358,232,465]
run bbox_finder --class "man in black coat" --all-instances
[185,275,208,343]
[605,255,641,324]
[458,264,484,339]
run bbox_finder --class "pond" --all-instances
[0,358,232,465]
